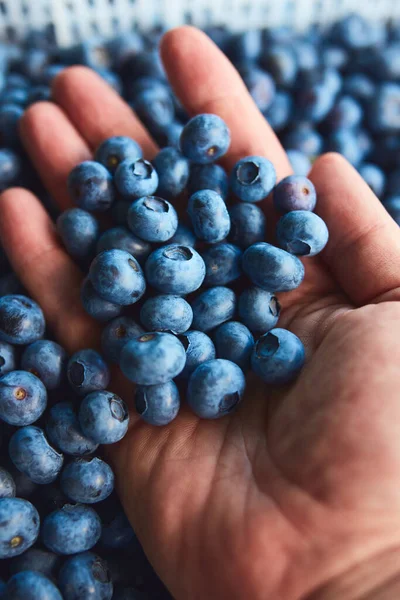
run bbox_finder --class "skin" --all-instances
[1,26,400,600]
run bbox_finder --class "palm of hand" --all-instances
[2,27,400,600]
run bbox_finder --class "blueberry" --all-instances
[180,114,230,164]
[277,211,329,257]
[251,328,305,385]
[135,381,180,426]
[323,95,363,131]
[152,147,190,199]
[0,340,16,376]
[58,552,113,600]
[68,161,116,212]
[0,295,45,345]
[284,125,323,157]
[81,278,123,322]
[57,209,99,261]
[226,30,262,63]
[27,85,51,105]
[264,91,293,132]
[95,136,142,174]
[369,83,400,133]
[96,227,152,265]
[286,150,311,176]
[42,504,102,555]
[9,547,61,580]
[187,359,246,419]
[115,158,158,200]
[0,370,47,426]
[273,175,317,213]
[21,340,67,390]
[188,163,229,200]
[89,249,146,306]
[7,465,37,500]
[326,129,364,167]
[202,243,242,286]
[242,242,305,292]
[133,86,175,132]
[296,76,337,124]
[0,104,23,148]
[331,14,384,50]
[101,316,144,363]
[46,402,99,456]
[9,426,64,484]
[127,196,178,243]
[228,203,266,249]
[0,148,21,190]
[237,64,276,112]
[145,245,205,295]
[100,511,135,550]
[140,295,193,334]
[0,467,15,498]
[188,190,230,243]
[167,223,197,247]
[79,391,129,445]
[230,156,276,203]
[239,287,281,333]
[260,44,298,88]
[60,457,114,504]
[67,349,110,396]
[213,321,254,370]
[157,120,184,149]
[358,163,386,198]
[0,497,39,558]
[0,88,28,107]
[343,73,375,104]
[120,332,186,385]
[191,287,236,332]
[3,571,62,600]
[178,330,216,379]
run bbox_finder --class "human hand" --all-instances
[2,26,400,600]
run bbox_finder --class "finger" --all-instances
[20,102,91,211]
[52,66,158,159]
[310,153,400,305]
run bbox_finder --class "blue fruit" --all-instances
[331,13,384,50]
[191,287,236,332]
[153,147,190,199]
[67,349,110,396]
[0,295,45,345]
[58,552,113,600]
[68,161,116,212]
[297,75,337,124]
[284,125,323,157]
[239,287,281,332]
[273,175,317,213]
[277,211,329,257]
[213,321,254,370]
[96,226,152,265]
[57,209,99,261]
[343,73,375,104]
[242,242,305,292]
[9,547,61,580]
[369,83,400,133]
[180,114,231,164]
[0,104,24,148]
[9,426,64,484]
[0,467,15,498]
[100,511,136,550]
[226,30,262,63]
[60,457,114,504]
[79,391,129,445]
[230,156,276,203]
[188,164,229,200]
[168,223,197,247]
[145,244,205,294]
[238,64,275,112]
[187,359,246,419]
[27,85,51,104]
[133,86,175,132]
[95,136,142,174]
[0,148,21,190]
[359,163,386,198]
[202,243,242,286]
[46,402,99,456]
[135,381,180,426]
[89,249,146,305]
[7,465,37,500]
[0,370,47,426]
[81,278,123,322]
[264,91,292,131]
[327,129,364,167]
[178,330,216,379]
[127,196,178,242]
[228,203,266,249]
[324,95,363,131]
[140,295,193,334]
[42,504,102,555]
[0,498,39,558]
[188,190,230,243]
[158,120,184,149]
[0,340,16,376]
[3,571,62,600]
[21,340,67,390]
[115,158,158,200]
[101,316,144,363]
[120,332,186,385]
[286,150,311,176]
[260,44,298,88]
[251,328,305,385]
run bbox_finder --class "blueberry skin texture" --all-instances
[60,457,114,504]
[0,295,45,345]
[79,391,129,445]
[46,402,99,456]
[273,175,317,213]
[264,90,292,132]
[239,287,281,333]
[168,223,197,247]
[9,426,64,484]
[251,328,305,385]
[81,278,123,322]
[187,359,246,419]
[153,147,190,199]
[277,211,329,257]
[145,244,206,295]
[56,209,99,261]
[0,498,39,558]
[188,163,229,200]
[213,321,254,370]
[180,114,231,164]
[191,287,236,332]
[188,190,230,244]
[58,552,113,600]
[284,125,323,157]
[89,249,146,306]
[140,295,193,334]
[0,370,47,426]
[133,86,175,132]
[260,44,298,88]
[228,203,266,249]
[0,467,15,498]
[242,243,305,292]
[101,316,144,363]
[9,547,61,580]
[202,243,242,287]
[230,156,276,203]
[127,196,178,242]
[21,340,67,390]
[323,95,363,131]
[286,150,311,177]
[120,332,186,385]
[42,504,102,555]
[0,340,16,376]
[135,381,180,426]
[178,330,216,379]
[68,161,116,212]
[3,572,63,600]
[115,158,158,200]
[359,163,386,198]
[96,226,152,266]
[95,136,142,174]
[67,349,110,397]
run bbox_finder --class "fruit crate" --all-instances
[1,0,400,46]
